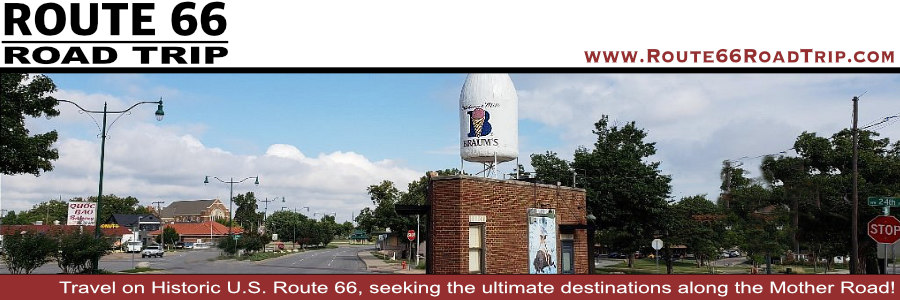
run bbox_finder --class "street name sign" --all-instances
[867,197,900,207]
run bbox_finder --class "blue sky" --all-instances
[6,74,900,223]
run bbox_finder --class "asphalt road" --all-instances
[0,245,372,274]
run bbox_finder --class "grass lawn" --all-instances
[597,258,850,274]
[216,251,297,262]
[371,251,402,265]
[597,258,749,274]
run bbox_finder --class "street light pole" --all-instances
[56,98,164,273]
[851,96,860,274]
[204,176,259,244]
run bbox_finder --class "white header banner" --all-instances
[2,0,899,68]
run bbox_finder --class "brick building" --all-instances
[147,221,241,243]
[427,175,589,274]
[159,199,229,223]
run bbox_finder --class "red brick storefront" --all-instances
[427,175,588,274]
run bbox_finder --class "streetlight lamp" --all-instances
[204,175,259,242]
[56,98,164,273]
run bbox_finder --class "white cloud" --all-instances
[513,74,900,200]
[4,89,422,223]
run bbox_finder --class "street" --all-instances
[0,245,372,274]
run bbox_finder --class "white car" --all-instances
[141,245,164,258]
[193,242,210,249]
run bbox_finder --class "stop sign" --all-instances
[407,230,416,241]
[867,215,900,244]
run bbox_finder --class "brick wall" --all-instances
[428,175,587,274]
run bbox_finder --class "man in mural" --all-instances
[533,230,556,273]
[530,214,557,274]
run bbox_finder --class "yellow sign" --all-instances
[100,223,119,229]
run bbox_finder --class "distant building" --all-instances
[159,199,229,223]
[104,214,161,246]
[147,221,242,243]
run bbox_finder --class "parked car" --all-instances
[174,242,185,249]
[728,250,741,257]
[141,245,164,258]
[183,242,195,249]
[193,242,210,249]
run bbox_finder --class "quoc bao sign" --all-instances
[67,201,97,226]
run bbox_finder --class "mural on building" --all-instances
[528,208,557,274]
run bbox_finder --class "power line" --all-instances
[861,113,900,130]
[726,147,796,167]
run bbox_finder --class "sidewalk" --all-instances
[357,250,424,274]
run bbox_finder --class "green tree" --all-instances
[336,221,354,238]
[668,195,726,270]
[317,215,338,246]
[71,194,144,223]
[571,116,672,267]
[754,129,899,273]
[531,151,573,186]
[55,230,111,274]
[1,73,60,176]
[1,231,58,274]
[1,211,25,225]
[367,180,407,233]
[159,226,180,250]
[233,192,262,231]
[354,207,376,234]
[266,210,306,246]
[22,199,68,225]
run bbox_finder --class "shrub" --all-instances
[237,232,270,254]
[217,236,238,255]
[2,231,57,274]
[56,231,112,274]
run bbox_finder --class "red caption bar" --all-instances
[0,275,895,300]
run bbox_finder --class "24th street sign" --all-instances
[867,215,900,244]
[867,197,900,207]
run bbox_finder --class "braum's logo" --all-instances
[467,108,492,137]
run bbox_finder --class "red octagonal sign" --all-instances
[407,230,416,241]
[867,215,900,244]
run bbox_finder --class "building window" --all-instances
[468,223,485,274]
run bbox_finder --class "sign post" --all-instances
[652,239,663,273]
[407,230,416,270]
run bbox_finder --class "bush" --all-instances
[217,236,238,255]
[237,232,270,254]
[56,231,112,274]
[2,231,57,274]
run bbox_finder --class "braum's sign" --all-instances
[67,201,97,226]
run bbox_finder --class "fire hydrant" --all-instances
[401,261,407,270]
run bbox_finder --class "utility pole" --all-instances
[851,95,860,274]
[152,201,164,249]
[724,161,732,209]
[260,197,277,222]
